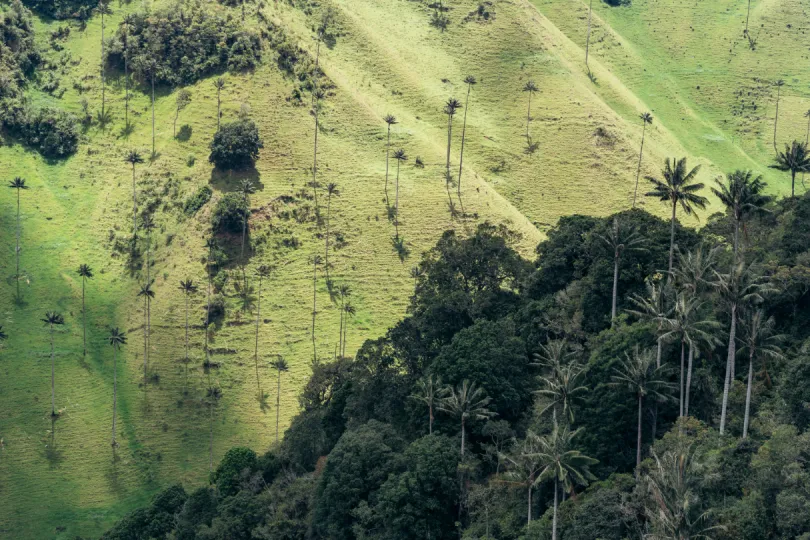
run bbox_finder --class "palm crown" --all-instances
[42,311,65,326]
[138,283,156,299]
[8,177,27,190]
[536,424,598,488]
[269,356,289,372]
[108,327,127,348]
[444,98,462,117]
[640,112,653,125]
[523,80,538,94]
[384,114,397,126]
[772,141,810,197]
[438,379,495,423]
[712,170,772,222]
[611,347,673,401]
[78,264,94,279]
[125,150,144,166]
[179,279,198,294]
[393,149,407,162]
[645,158,708,216]
[464,75,478,86]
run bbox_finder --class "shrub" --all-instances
[211,447,257,497]
[21,0,95,20]
[20,106,79,158]
[208,119,263,170]
[211,193,249,234]
[184,185,212,216]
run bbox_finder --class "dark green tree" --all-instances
[772,141,810,198]
[209,119,263,170]
[108,327,126,446]
[42,311,65,417]
[77,264,94,357]
[645,157,708,274]
[711,170,772,258]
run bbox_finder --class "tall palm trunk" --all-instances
[50,324,56,416]
[679,339,685,417]
[14,187,20,299]
[394,159,401,238]
[773,84,781,154]
[240,199,249,288]
[342,311,349,358]
[733,218,741,260]
[445,114,454,186]
[636,393,643,469]
[552,477,559,540]
[685,343,695,417]
[720,304,737,434]
[610,248,619,326]
[311,40,322,218]
[142,292,148,381]
[209,398,214,472]
[585,0,594,73]
[385,124,392,206]
[668,200,677,276]
[184,292,190,391]
[460,417,466,456]
[458,85,472,197]
[527,483,533,525]
[745,0,751,34]
[337,298,344,359]
[275,369,282,443]
[743,348,755,438]
[254,274,263,396]
[124,37,129,129]
[82,277,87,357]
[632,120,647,208]
[131,165,137,241]
[100,8,106,123]
[802,113,810,187]
[151,70,156,157]
[205,248,212,366]
[525,92,533,141]
[325,194,332,277]
[112,345,118,445]
[312,259,317,364]
[216,86,221,132]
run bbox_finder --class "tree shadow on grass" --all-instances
[209,166,263,193]
[43,417,64,469]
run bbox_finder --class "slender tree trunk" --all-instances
[312,260,317,364]
[552,477,558,540]
[656,333,662,368]
[312,40,321,218]
[632,122,647,208]
[209,399,214,472]
[446,115,453,185]
[82,278,87,357]
[611,251,619,327]
[184,293,189,391]
[395,160,401,238]
[174,108,179,138]
[720,303,737,434]
[745,0,751,34]
[151,71,156,157]
[337,298,344,359]
[458,85,471,197]
[585,0,594,72]
[802,114,810,188]
[526,92,532,141]
[143,293,148,382]
[733,218,741,260]
[112,345,118,446]
[527,484,532,525]
[101,10,106,123]
[791,170,796,198]
[429,403,433,434]
[743,348,755,438]
[240,196,249,288]
[679,339,685,418]
[124,39,129,129]
[325,195,331,277]
[205,247,212,366]
[132,165,137,241]
[460,418,466,456]
[385,125,391,206]
[636,394,643,469]
[275,369,281,443]
[50,325,56,416]
[773,85,780,154]
[15,188,20,300]
[668,201,677,276]
[685,343,694,418]
[216,87,221,131]
[342,311,348,358]
[254,275,262,396]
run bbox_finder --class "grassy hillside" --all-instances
[0,0,806,537]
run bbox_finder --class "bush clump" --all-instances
[211,193,249,234]
[17,106,80,158]
[184,185,212,216]
[208,119,263,170]
[20,0,96,20]
[106,2,262,87]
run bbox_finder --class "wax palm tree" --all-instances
[443,98,462,187]
[671,244,719,296]
[124,150,144,240]
[341,301,356,358]
[121,14,134,130]
[642,446,723,540]
[536,425,598,540]
[97,0,112,126]
[772,79,785,153]
[438,380,496,456]
[334,283,351,357]
[383,114,398,206]
[632,112,654,207]
[269,356,289,443]
[533,340,586,425]
[324,183,339,278]
[713,262,773,434]
[738,310,784,439]
[137,282,155,381]
[214,78,225,131]
[661,294,718,419]
[77,264,94,357]
[204,238,215,368]
[628,279,672,368]
[42,312,65,417]
[500,431,545,525]
[585,0,594,73]
[610,347,674,468]
[311,88,325,218]
[311,255,322,365]
[744,0,752,34]
[253,265,273,396]
[523,80,538,142]
[108,327,126,447]
[772,140,810,197]
[458,75,477,197]
[393,149,407,238]
[711,171,772,258]
[598,217,647,326]
[238,179,255,288]
[179,279,198,390]
[645,158,708,274]
[8,177,28,300]
[409,374,447,434]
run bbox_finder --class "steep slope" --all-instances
[0,0,806,537]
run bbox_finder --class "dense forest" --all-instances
[102,182,810,539]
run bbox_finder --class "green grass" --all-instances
[0,0,807,537]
